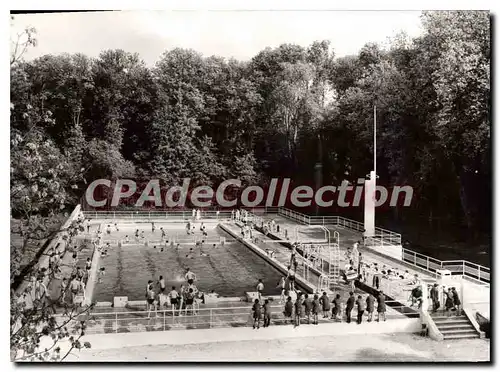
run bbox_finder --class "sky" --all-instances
[10,10,425,65]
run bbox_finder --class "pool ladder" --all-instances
[318,274,330,292]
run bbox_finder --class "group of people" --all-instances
[144,268,205,318]
[430,284,462,316]
[186,221,208,237]
[232,209,249,223]
[251,289,388,329]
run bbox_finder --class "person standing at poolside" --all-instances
[69,276,80,305]
[252,299,262,329]
[445,288,455,317]
[263,299,272,327]
[377,290,387,322]
[277,277,286,303]
[283,296,293,324]
[294,294,304,327]
[185,268,196,285]
[158,276,166,294]
[184,288,196,316]
[319,292,330,318]
[287,266,296,292]
[451,287,462,315]
[346,292,355,324]
[356,295,365,324]
[366,293,375,322]
[331,294,342,321]
[430,283,440,313]
[256,279,264,301]
[311,294,320,325]
[303,294,313,324]
[85,258,92,281]
[146,284,157,318]
[169,286,179,316]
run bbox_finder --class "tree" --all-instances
[10,121,93,361]
[416,11,490,228]
[10,23,93,362]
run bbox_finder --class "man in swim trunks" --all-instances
[185,268,196,285]
[256,279,264,301]
[69,276,80,304]
[85,258,92,280]
[158,276,166,293]
[287,266,296,292]
[146,284,157,318]
[169,286,179,315]
[277,276,286,303]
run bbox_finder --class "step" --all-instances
[431,315,467,320]
[432,317,469,323]
[444,333,480,340]
[440,328,477,335]
[438,323,474,330]
[433,317,469,324]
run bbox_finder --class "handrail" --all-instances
[273,207,489,284]
[55,301,413,335]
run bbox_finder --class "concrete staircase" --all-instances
[431,313,481,340]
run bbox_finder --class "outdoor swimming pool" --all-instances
[92,223,291,302]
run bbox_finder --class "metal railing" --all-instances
[83,210,233,220]
[275,207,402,246]
[441,260,490,283]
[273,207,488,285]
[56,303,413,334]
[401,249,490,284]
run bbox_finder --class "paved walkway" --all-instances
[65,332,489,362]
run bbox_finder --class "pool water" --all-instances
[92,224,287,302]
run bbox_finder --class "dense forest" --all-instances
[10,11,490,262]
